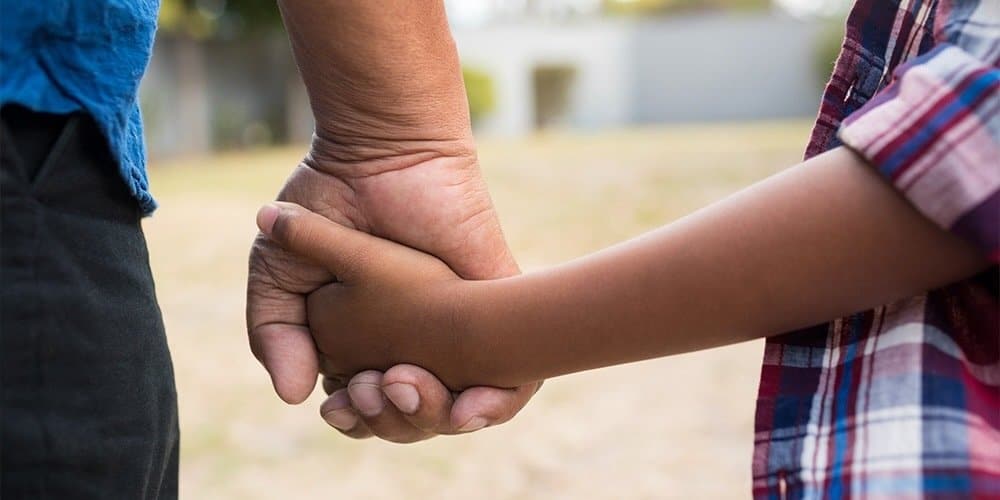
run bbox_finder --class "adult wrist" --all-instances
[304,135,478,179]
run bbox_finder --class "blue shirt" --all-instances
[1,0,160,214]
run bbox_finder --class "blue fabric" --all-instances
[0,0,160,214]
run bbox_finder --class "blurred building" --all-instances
[453,12,825,136]
[140,4,829,157]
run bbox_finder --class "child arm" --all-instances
[257,147,989,390]
[459,146,989,386]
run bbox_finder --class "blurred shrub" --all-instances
[211,100,250,149]
[462,67,496,125]
[814,19,846,84]
[159,0,282,39]
[211,101,278,149]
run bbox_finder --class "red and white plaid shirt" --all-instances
[752,0,999,498]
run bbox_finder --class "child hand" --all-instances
[256,202,482,391]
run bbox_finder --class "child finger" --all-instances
[257,202,375,281]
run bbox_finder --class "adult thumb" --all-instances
[249,321,320,404]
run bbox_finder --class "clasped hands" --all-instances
[246,153,540,443]
[245,0,541,442]
[257,200,506,391]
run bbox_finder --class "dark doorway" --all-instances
[532,65,577,130]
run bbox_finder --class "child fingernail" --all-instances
[457,416,488,433]
[322,408,358,431]
[383,383,420,415]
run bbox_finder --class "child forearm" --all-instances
[461,147,989,387]
[258,147,989,391]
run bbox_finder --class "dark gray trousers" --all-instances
[1,105,179,499]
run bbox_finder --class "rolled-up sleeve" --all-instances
[838,43,999,261]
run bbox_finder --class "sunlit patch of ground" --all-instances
[145,120,811,499]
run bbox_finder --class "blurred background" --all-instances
[142,0,848,498]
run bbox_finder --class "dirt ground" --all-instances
[144,120,812,499]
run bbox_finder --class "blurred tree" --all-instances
[462,67,497,126]
[604,0,771,15]
[159,0,283,40]
[153,0,284,154]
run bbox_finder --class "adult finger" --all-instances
[345,371,433,444]
[246,240,322,404]
[248,322,320,404]
[449,382,543,433]
[320,387,374,440]
[381,364,456,434]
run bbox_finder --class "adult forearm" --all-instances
[277,0,474,172]
[464,147,989,386]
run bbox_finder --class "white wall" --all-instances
[453,12,826,136]
[140,12,829,156]
[630,12,825,123]
[453,20,632,136]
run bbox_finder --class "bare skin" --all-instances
[256,147,990,390]
[247,0,539,442]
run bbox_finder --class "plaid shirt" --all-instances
[752,1,999,498]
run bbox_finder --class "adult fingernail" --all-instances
[322,408,358,431]
[256,204,280,235]
[457,416,488,433]
[383,383,420,415]
[348,382,385,417]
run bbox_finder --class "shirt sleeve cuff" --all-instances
[837,44,1000,261]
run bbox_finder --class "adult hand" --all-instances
[247,151,540,442]
[248,0,541,443]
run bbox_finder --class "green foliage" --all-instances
[158,0,282,39]
[462,67,496,124]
